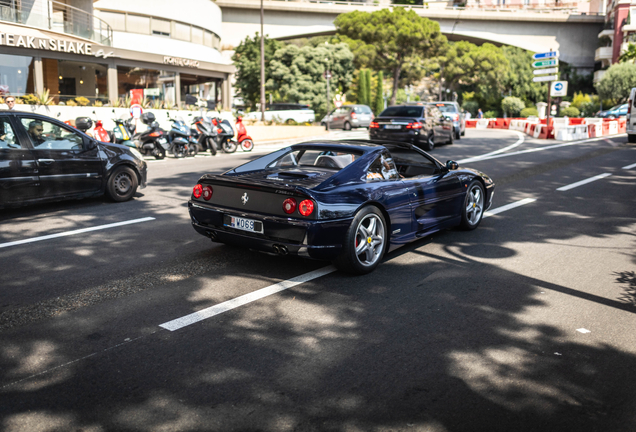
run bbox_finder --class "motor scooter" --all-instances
[110,114,136,149]
[132,112,169,159]
[191,116,217,155]
[210,116,238,153]
[235,116,254,152]
[167,115,197,158]
[93,119,110,142]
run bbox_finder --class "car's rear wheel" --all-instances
[423,133,435,151]
[460,180,485,230]
[447,128,454,145]
[455,128,461,140]
[334,206,387,275]
[344,121,352,130]
[106,166,138,202]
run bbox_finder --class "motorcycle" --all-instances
[110,115,136,149]
[235,116,254,152]
[210,116,238,153]
[190,116,217,155]
[132,112,169,160]
[167,115,197,158]
[93,119,111,142]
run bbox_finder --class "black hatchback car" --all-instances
[0,111,147,208]
[369,104,453,151]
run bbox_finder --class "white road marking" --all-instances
[556,173,612,191]
[623,162,636,170]
[484,198,537,218]
[160,265,336,331]
[0,217,156,249]
[576,328,591,334]
[458,131,525,164]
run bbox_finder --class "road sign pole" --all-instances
[547,83,552,130]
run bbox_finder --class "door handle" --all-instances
[38,159,55,164]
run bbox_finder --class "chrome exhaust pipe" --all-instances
[277,244,288,255]
[272,245,280,254]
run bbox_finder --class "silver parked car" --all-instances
[321,104,374,130]
[428,102,465,140]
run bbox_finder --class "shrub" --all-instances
[66,99,78,106]
[520,107,538,117]
[578,101,599,117]
[21,94,39,105]
[559,106,580,117]
[462,100,479,117]
[484,110,499,119]
[501,96,525,117]
[75,96,90,106]
[571,92,591,109]
[93,100,103,107]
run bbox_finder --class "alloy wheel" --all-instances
[465,184,484,226]
[354,213,385,267]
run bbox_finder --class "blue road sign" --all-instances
[533,51,558,60]
[554,82,564,91]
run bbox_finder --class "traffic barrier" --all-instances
[466,120,477,128]
[555,124,589,141]
[608,120,618,135]
[618,117,626,133]
[464,116,624,139]
[476,119,490,129]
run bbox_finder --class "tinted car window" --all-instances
[0,117,20,149]
[388,147,439,178]
[432,103,458,113]
[354,106,372,114]
[367,152,398,181]
[268,149,359,170]
[21,117,84,150]
[379,106,424,117]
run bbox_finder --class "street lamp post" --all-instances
[260,0,265,122]
[325,56,331,132]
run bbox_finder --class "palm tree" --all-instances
[619,43,636,63]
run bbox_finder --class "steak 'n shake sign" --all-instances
[0,32,93,55]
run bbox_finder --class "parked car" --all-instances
[369,104,453,151]
[320,104,374,130]
[428,102,465,139]
[0,111,147,208]
[627,89,636,143]
[243,103,315,124]
[188,140,494,274]
[596,103,627,119]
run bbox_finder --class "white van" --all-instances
[627,88,636,142]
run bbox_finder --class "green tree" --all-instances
[357,69,368,106]
[501,96,525,117]
[232,34,283,110]
[374,71,384,115]
[335,8,446,105]
[619,43,636,63]
[595,62,636,102]
[364,69,372,107]
[500,46,546,104]
[267,42,354,119]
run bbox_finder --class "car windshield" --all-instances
[379,106,424,117]
[268,149,361,170]
[431,103,457,113]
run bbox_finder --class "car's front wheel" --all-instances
[344,121,352,130]
[460,180,485,230]
[106,166,138,202]
[334,206,387,275]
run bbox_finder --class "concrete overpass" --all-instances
[217,0,604,72]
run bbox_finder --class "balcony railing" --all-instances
[595,46,613,61]
[593,70,606,82]
[0,0,112,46]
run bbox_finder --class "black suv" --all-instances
[369,104,453,151]
[0,111,147,208]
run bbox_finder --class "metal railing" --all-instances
[260,0,603,15]
[0,0,112,46]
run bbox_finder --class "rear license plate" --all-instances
[224,215,263,233]
[385,125,401,129]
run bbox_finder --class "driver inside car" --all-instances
[27,120,46,146]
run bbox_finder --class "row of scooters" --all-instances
[75,111,254,160]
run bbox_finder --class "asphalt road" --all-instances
[1,128,635,432]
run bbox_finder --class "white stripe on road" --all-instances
[622,162,636,170]
[556,173,612,191]
[159,265,336,331]
[458,131,525,164]
[0,217,156,249]
[484,198,537,218]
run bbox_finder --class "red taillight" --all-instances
[193,184,203,199]
[202,186,213,200]
[217,128,223,134]
[149,131,161,137]
[370,121,379,129]
[406,122,422,129]
[350,112,357,119]
[298,199,314,216]
[282,198,296,214]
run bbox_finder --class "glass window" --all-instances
[387,147,438,178]
[126,14,150,34]
[204,31,213,48]
[0,53,35,98]
[43,59,108,104]
[192,27,203,45]
[174,22,191,41]
[152,18,170,36]
[431,103,458,113]
[21,118,83,150]
[379,106,424,117]
[268,148,360,170]
[367,152,398,181]
[0,117,19,149]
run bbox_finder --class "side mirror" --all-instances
[85,138,97,150]
[445,160,459,170]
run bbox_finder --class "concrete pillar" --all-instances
[107,65,118,105]
[222,75,233,111]
[33,57,44,95]
[536,102,547,119]
[174,73,181,108]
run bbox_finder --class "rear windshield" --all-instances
[431,103,458,113]
[268,149,361,170]
[353,106,372,114]
[379,106,424,117]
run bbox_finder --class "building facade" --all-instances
[594,0,636,82]
[0,0,234,108]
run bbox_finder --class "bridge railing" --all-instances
[266,0,603,15]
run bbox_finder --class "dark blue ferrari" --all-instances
[188,140,494,274]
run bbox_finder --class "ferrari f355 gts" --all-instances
[188,140,494,274]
